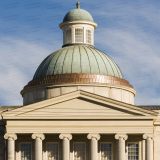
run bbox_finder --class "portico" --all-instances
[3,90,157,160]
[4,133,155,160]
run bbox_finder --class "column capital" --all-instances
[87,133,100,140]
[115,134,128,140]
[4,133,17,140]
[143,134,155,140]
[31,133,45,140]
[59,133,72,140]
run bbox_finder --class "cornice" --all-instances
[59,20,98,29]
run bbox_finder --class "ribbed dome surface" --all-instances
[63,8,94,22]
[33,45,124,80]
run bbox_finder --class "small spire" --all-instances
[76,2,80,9]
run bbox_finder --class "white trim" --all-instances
[19,142,32,160]
[73,142,86,160]
[127,142,140,160]
[100,142,113,160]
[46,142,59,160]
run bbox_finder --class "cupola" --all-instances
[59,2,97,47]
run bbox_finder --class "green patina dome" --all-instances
[33,45,124,80]
[63,3,94,22]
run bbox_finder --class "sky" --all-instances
[0,0,160,106]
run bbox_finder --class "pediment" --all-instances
[3,90,158,119]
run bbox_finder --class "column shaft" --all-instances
[32,133,45,160]
[35,138,43,160]
[118,139,125,160]
[115,134,128,160]
[87,134,100,160]
[4,133,17,160]
[59,134,72,160]
[90,139,98,160]
[62,138,70,160]
[146,139,153,160]
[143,134,154,160]
[8,138,15,160]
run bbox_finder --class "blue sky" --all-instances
[1,0,160,105]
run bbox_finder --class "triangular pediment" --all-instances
[3,90,158,119]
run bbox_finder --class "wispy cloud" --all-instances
[0,37,61,105]
[0,0,160,105]
[94,2,160,105]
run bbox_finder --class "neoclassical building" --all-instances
[1,2,160,160]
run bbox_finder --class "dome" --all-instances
[63,6,94,22]
[21,3,136,106]
[33,45,124,80]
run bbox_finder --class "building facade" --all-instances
[1,2,160,160]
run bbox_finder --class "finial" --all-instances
[76,2,80,9]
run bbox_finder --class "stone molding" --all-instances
[59,133,72,140]
[87,133,100,140]
[4,133,17,140]
[143,134,155,140]
[115,134,128,140]
[31,133,45,140]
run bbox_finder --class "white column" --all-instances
[115,134,128,160]
[87,133,100,160]
[143,134,155,160]
[4,133,17,160]
[59,133,72,160]
[32,133,45,160]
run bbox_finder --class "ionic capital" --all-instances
[31,133,45,140]
[59,134,72,140]
[4,133,17,140]
[115,134,128,140]
[143,134,155,140]
[87,134,100,141]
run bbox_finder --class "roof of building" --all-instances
[33,45,124,80]
[63,2,94,22]
[0,106,22,112]
[137,105,160,110]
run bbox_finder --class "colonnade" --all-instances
[4,133,154,160]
